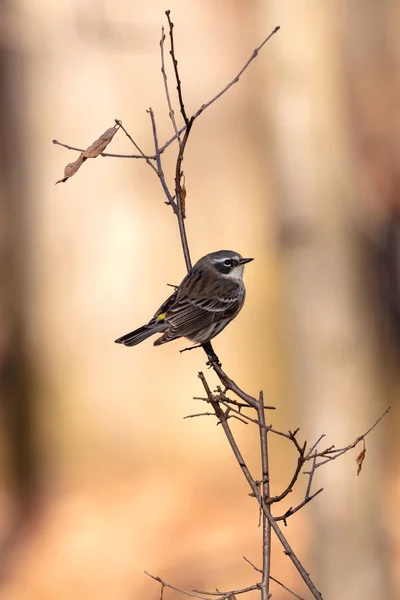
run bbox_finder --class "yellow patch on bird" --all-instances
[156,313,166,321]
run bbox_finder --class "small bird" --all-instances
[115,250,253,349]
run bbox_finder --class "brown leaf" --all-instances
[181,174,186,219]
[55,124,118,184]
[83,126,118,158]
[356,447,366,476]
[55,154,86,184]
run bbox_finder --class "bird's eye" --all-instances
[223,259,232,267]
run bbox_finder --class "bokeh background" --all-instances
[0,1,399,599]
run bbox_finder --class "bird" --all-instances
[115,250,253,350]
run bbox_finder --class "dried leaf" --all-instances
[83,126,118,158]
[356,447,366,476]
[55,154,86,184]
[181,174,186,219]
[55,124,118,184]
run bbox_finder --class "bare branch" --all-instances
[147,108,177,211]
[54,25,280,163]
[193,585,259,598]
[160,26,181,142]
[270,576,307,600]
[53,137,157,160]
[257,391,271,600]
[206,357,264,409]
[174,117,194,271]
[183,412,215,420]
[165,10,189,126]
[114,118,158,175]
[306,406,391,469]
[243,557,307,600]
[157,25,281,154]
[267,452,305,505]
[243,556,262,574]
[145,572,212,600]
[197,371,323,599]
[275,488,324,523]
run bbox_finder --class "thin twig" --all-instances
[243,556,262,574]
[54,26,280,162]
[158,25,281,154]
[306,453,318,499]
[210,361,272,409]
[193,585,259,597]
[160,26,181,143]
[145,572,212,600]
[258,391,271,600]
[306,434,326,459]
[52,139,155,159]
[147,108,177,211]
[174,116,194,271]
[270,576,307,600]
[165,10,189,126]
[243,556,307,600]
[114,119,158,174]
[183,412,215,420]
[307,406,391,469]
[275,488,324,523]
[267,451,305,505]
[198,372,259,491]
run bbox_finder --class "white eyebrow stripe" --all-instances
[214,257,240,264]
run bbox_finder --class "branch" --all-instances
[243,556,308,600]
[197,372,323,600]
[53,26,280,162]
[145,571,258,600]
[145,571,212,600]
[52,138,155,159]
[157,24,281,154]
[257,391,271,600]
[160,26,181,142]
[165,10,189,127]
[267,452,305,505]
[114,119,158,174]
[270,576,307,600]
[147,108,177,211]
[305,406,391,470]
[174,117,194,271]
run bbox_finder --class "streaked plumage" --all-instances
[115,250,253,348]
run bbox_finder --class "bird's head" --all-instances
[195,250,254,281]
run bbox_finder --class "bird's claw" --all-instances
[206,355,222,368]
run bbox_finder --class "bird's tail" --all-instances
[115,321,166,347]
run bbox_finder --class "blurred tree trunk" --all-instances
[341,2,400,371]
[341,1,400,594]
[264,1,392,598]
[0,3,39,577]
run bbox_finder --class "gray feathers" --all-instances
[115,250,252,348]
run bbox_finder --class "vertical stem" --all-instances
[175,117,194,272]
[258,391,271,600]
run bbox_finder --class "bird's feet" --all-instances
[202,342,222,368]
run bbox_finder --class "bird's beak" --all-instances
[239,257,254,265]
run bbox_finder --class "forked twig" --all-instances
[53,25,281,162]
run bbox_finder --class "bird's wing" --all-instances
[150,290,179,322]
[165,293,242,338]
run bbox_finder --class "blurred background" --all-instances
[0,0,399,598]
